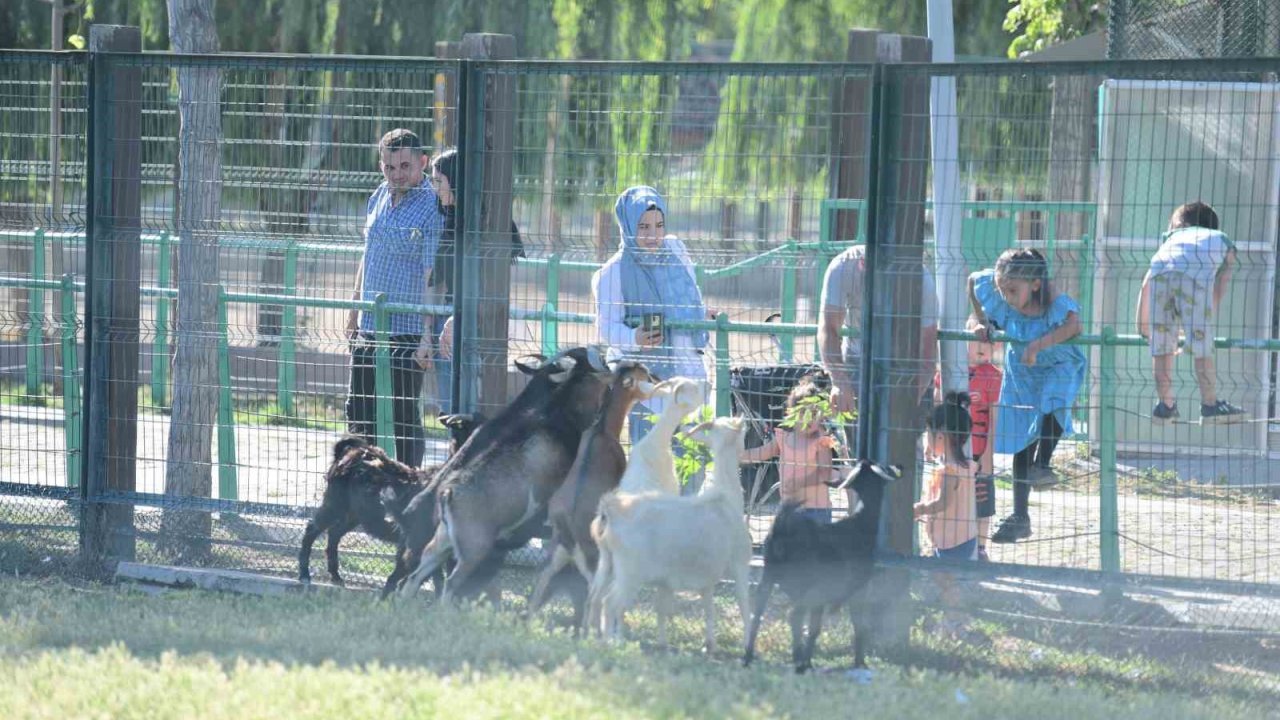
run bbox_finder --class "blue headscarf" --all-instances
[614,186,709,367]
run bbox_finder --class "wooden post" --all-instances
[593,209,612,263]
[462,33,516,413]
[433,41,461,149]
[827,29,882,245]
[83,25,142,568]
[1047,74,1096,243]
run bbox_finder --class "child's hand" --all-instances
[972,321,993,343]
[1023,341,1040,367]
[818,435,837,450]
[912,502,927,519]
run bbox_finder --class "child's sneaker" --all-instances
[1151,401,1179,425]
[1201,400,1246,425]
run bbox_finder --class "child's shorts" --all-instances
[1150,272,1214,357]
[934,537,978,561]
[798,507,833,524]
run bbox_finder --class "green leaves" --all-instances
[1004,0,1107,58]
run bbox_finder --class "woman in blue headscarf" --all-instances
[592,185,710,448]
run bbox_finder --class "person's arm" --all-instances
[1214,248,1235,309]
[593,263,642,350]
[979,402,996,476]
[914,472,954,517]
[1136,271,1152,339]
[740,436,779,465]
[968,273,992,342]
[1024,310,1082,366]
[918,323,938,403]
[347,256,364,339]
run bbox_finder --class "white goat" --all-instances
[617,377,707,495]
[582,376,703,631]
[590,417,752,652]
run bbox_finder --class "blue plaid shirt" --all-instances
[359,181,444,336]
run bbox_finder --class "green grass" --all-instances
[0,381,59,409]
[0,577,1270,719]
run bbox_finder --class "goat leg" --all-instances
[298,503,344,584]
[701,587,717,654]
[324,517,358,587]
[584,546,613,636]
[528,545,573,615]
[401,538,453,599]
[788,606,808,674]
[849,601,871,670]
[801,607,825,673]
[742,579,774,667]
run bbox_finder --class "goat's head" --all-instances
[830,459,901,494]
[648,376,707,417]
[612,361,661,401]
[439,412,486,456]
[686,416,747,456]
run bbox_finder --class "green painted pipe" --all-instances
[277,243,298,417]
[152,232,171,406]
[26,228,45,396]
[714,312,731,417]
[1099,326,1119,573]
[543,254,560,357]
[373,294,395,459]
[216,286,239,502]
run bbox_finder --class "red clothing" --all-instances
[934,363,1002,458]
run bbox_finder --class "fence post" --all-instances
[1099,326,1120,573]
[215,287,238,502]
[373,293,395,458]
[779,243,796,362]
[542,253,560,357]
[82,26,142,568]
[715,312,731,417]
[152,231,171,406]
[277,241,298,416]
[60,273,81,489]
[26,228,46,396]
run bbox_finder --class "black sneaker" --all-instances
[1152,401,1179,425]
[989,514,1032,544]
[1201,400,1246,425]
[1025,466,1059,490]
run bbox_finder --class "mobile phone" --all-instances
[643,312,664,336]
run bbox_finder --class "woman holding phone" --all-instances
[591,185,710,453]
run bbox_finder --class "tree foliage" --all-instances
[1004,0,1108,58]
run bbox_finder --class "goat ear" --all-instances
[514,354,546,375]
[649,379,674,395]
[622,375,635,389]
[685,420,713,441]
[549,355,577,382]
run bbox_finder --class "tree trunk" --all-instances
[160,0,223,563]
[1047,74,1095,242]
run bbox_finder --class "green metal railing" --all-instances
[6,266,1280,574]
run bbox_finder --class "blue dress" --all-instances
[972,269,1087,455]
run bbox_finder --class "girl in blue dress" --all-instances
[968,248,1086,544]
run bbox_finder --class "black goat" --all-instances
[742,460,899,673]
[297,413,484,586]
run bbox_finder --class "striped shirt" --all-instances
[359,181,444,336]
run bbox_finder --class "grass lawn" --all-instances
[0,577,1270,719]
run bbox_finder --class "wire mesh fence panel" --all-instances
[456,61,875,554]
[879,59,1280,586]
[74,52,457,577]
[0,51,86,575]
[1111,0,1280,59]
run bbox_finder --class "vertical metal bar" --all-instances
[1099,326,1120,573]
[857,63,886,458]
[151,231,170,405]
[78,48,101,549]
[373,293,395,458]
[60,273,81,489]
[26,228,46,396]
[277,241,298,416]
[452,59,474,414]
[216,287,238,501]
[780,242,796,362]
[715,312,731,417]
[542,253,560,356]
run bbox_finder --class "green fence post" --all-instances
[277,241,298,417]
[59,273,81,489]
[779,241,796,362]
[26,228,46,396]
[542,303,559,358]
[715,312,730,418]
[543,253,560,357]
[373,293,395,459]
[1099,326,1119,573]
[216,286,239,502]
[152,231,171,406]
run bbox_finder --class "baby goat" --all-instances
[590,417,753,652]
[742,460,899,673]
[297,413,484,586]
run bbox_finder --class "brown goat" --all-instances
[526,361,659,623]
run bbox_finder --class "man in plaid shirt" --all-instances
[344,128,444,468]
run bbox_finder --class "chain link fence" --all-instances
[1,47,1279,690]
[1110,0,1280,59]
